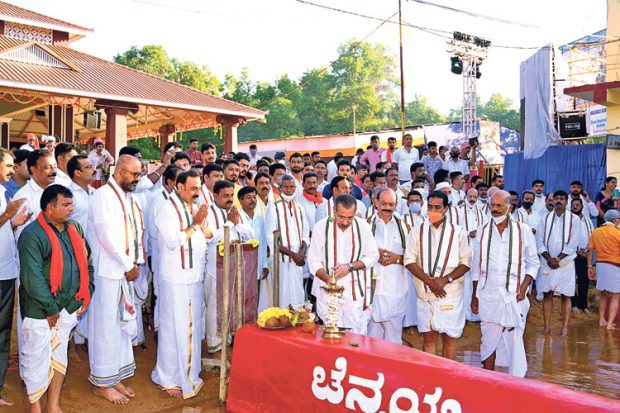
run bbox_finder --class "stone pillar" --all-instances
[159,124,176,159]
[95,100,138,158]
[216,115,246,154]
[48,105,74,142]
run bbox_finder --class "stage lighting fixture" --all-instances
[451,56,463,75]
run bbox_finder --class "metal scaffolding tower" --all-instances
[448,32,491,141]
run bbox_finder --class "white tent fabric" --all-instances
[519,45,561,159]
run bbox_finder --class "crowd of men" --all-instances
[0,133,618,411]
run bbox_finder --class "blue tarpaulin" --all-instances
[504,144,607,199]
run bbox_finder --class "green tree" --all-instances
[479,93,520,131]
[170,59,221,95]
[113,45,174,78]
[403,94,446,126]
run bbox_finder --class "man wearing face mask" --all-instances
[443,146,470,182]
[367,189,410,344]
[248,144,259,167]
[517,190,538,231]
[435,182,463,226]
[471,191,539,377]
[403,190,425,228]
[536,190,581,336]
[460,188,485,322]
[404,191,472,359]
[266,175,310,308]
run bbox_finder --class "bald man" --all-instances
[471,191,539,377]
[367,189,409,343]
[88,155,145,404]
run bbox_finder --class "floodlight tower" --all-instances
[448,32,491,141]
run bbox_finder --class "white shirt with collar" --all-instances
[155,191,207,284]
[517,207,538,230]
[443,158,469,176]
[451,186,466,205]
[576,213,593,251]
[205,203,254,278]
[69,181,94,233]
[13,178,46,241]
[391,146,420,181]
[240,207,268,276]
[0,186,18,280]
[20,144,34,152]
[147,187,173,275]
[296,191,324,231]
[88,177,146,279]
[54,169,72,187]
[532,193,546,213]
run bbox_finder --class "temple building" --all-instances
[0,1,265,156]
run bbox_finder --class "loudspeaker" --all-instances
[83,111,102,129]
[558,113,586,139]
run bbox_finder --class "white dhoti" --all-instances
[369,293,406,344]
[416,295,465,338]
[21,309,77,403]
[278,260,305,308]
[314,281,369,335]
[88,276,136,387]
[463,272,480,322]
[480,294,530,377]
[536,261,575,298]
[204,275,221,353]
[132,264,149,346]
[403,272,418,327]
[152,280,204,399]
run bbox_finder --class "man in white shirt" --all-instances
[326,153,344,182]
[198,163,222,208]
[308,194,379,334]
[471,190,539,377]
[88,155,145,404]
[450,171,466,206]
[19,133,37,152]
[476,182,490,216]
[53,143,77,188]
[66,155,96,348]
[536,190,581,336]
[238,186,270,311]
[391,134,419,184]
[531,179,546,213]
[87,139,115,188]
[459,187,485,322]
[314,160,328,193]
[443,146,470,181]
[570,197,594,313]
[266,175,309,308]
[297,173,324,232]
[0,149,30,407]
[517,190,538,231]
[13,150,56,241]
[435,182,463,227]
[400,162,430,195]
[367,189,409,343]
[151,170,210,400]
[568,180,598,219]
[404,190,472,360]
[248,144,259,167]
[316,176,366,222]
[204,180,254,355]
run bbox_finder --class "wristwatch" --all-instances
[348,263,355,273]
[447,275,454,284]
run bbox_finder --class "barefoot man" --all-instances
[88,155,145,404]
[18,185,93,413]
[471,190,539,377]
[404,190,471,359]
[152,170,212,398]
[536,190,581,336]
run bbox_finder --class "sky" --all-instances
[16,0,608,114]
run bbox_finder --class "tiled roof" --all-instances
[0,37,266,119]
[0,1,92,35]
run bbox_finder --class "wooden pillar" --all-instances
[48,105,74,143]
[0,120,9,149]
[216,115,246,154]
[95,100,138,158]
[159,124,176,159]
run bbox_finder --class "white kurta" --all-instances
[403,219,472,338]
[266,198,310,308]
[54,169,72,187]
[0,186,18,281]
[296,193,323,231]
[517,207,538,230]
[391,146,420,181]
[471,219,539,377]
[204,204,254,353]
[88,177,145,387]
[315,198,367,223]
[535,211,581,297]
[367,215,409,344]
[13,178,46,241]
[151,192,206,399]
[197,184,214,208]
[459,201,485,322]
[532,193,546,213]
[308,217,379,334]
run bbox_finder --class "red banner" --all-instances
[227,325,620,413]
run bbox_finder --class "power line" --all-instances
[258,10,399,111]
[410,0,540,28]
